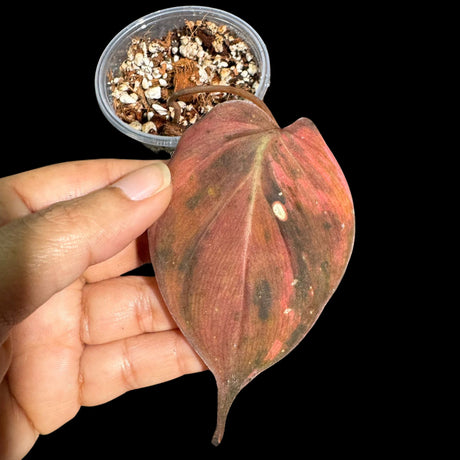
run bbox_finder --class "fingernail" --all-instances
[112,162,171,201]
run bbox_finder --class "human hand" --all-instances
[0,159,206,459]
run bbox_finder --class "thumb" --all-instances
[0,162,171,330]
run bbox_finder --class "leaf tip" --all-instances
[211,431,223,447]
[211,403,228,446]
[211,380,240,446]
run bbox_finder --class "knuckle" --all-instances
[29,200,87,253]
[120,339,140,391]
[133,284,156,334]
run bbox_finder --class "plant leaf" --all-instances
[149,100,355,445]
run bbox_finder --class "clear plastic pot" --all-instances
[95,6,271,153]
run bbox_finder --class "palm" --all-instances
[6,256,205,439]
[8,278,86,435]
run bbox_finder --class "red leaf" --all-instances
[149,100,355,445]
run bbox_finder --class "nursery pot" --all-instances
[95,5,271,153]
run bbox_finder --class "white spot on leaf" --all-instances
[272,201,288,221]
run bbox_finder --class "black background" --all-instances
[2,1,419,458]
